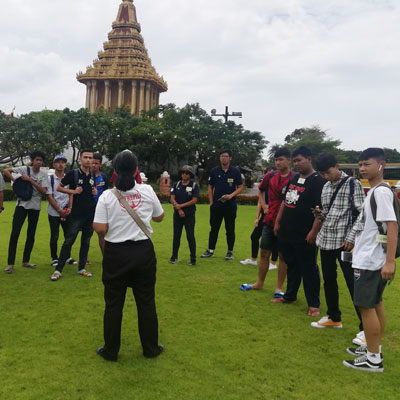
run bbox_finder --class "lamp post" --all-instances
[210,106,242,123]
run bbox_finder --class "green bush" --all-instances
[155,192,258,205]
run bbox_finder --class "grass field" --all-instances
[0,202,399,400]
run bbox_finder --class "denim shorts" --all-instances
[260,224,278,252]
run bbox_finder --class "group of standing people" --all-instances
[239,146,398,373]
[0,146,397,372]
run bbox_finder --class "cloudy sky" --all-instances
[1,0,399,152]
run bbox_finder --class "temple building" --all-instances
[76,0,167,115]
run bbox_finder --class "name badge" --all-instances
[186,186,193,192]
[298,178,305,184]
[227,178,234,183]
[89,178,94,186]
[376,234,387,244]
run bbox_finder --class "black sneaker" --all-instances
[346,346,367,357]
[66,258,78,265]
[188,260,196,266]
[346,347,383,360]
[143,344,164,359]
[168,258,178,264]
[225,251,234,260]
[96,346,118,362]
[343,354,383,372]
[201,249,214,258]
[50,259,59,267]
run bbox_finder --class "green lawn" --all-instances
[0,202,399,400]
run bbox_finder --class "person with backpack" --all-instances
[312,153,365,337]
[240,148,294,298]
[169,165,200,266]
[50,149,97,281]
[343,148,398,373]
[271,146,326,316]
[46,155,77,268]
[4,150,48,274]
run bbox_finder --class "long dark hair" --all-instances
[113,150,138,191]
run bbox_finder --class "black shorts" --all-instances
[353,268,387,309]
[260,224,278,252]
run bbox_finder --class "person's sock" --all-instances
[367,350,382,364]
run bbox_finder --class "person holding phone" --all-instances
[312,153,365,338]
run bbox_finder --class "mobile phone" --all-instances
[341,251,352,263]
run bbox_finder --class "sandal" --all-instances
[307,307,320,317]
[273,291,284,298]
[23,263,37,269]
[239,283,253,291]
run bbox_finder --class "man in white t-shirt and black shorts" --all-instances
[343,148,398,373]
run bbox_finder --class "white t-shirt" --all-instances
[13,166,48,210]
[46,174,70,217]
[94,184,164,243]
[352,185,397,271]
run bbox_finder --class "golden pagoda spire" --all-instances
[77,0,167,115]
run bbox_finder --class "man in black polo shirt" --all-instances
[50,149,97,281]
[202,150,243,260]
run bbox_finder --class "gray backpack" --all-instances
[370,183,400,258]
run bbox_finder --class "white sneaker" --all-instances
[352,330,366,346]
[50,270,62,281]
[311,316,343,328]
[240,259,257,266]
[77,269,92,277]
[269,263,277,270]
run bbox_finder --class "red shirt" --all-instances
[258,170,295,227]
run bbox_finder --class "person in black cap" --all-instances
[202,150,244,260]
[169,165,200,266]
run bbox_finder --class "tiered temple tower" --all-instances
[76,0,167,115]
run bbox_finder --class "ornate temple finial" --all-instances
[76,0,167,114]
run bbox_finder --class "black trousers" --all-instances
[208,202,237,251]
[250,222,278,260]
[172,212,196,261]
[48,215,69,261]
[57,213,94,272]
[102,239,160,358]
[280,240,321,308]
[8,206,40,265]
[320,248,363,330]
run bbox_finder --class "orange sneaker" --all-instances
[311,316,342,328]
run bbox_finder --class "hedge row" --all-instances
[157,192,258,205]
[1,189,258,206]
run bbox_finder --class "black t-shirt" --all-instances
[60,168,96,217]
[171,180,200,215]
[208,165,243,205]
[279,172,326,242]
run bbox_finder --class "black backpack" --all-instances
[13,167,33,201]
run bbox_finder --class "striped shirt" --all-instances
[316,171,365,250]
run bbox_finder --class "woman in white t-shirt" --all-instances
[93,150,165,361]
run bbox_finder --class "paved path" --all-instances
[246,183,260,196]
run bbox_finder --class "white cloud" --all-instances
[0,0,399,150]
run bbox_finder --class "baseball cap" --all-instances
[53,155,67,162]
